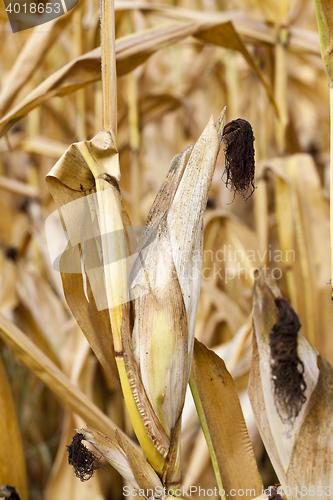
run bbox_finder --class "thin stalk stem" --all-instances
[330,87,333,297]
[286,159,315,344]
[74,7,86,141]
[274,28,288,154]
[127,71,140,225]
[100,0,117,142]
[225,50,238,121]
[97,0,166,476]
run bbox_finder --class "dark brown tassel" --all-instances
[222,118,256,200]
[67,433,101,481]
[269,297,307,423]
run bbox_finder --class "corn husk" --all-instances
[249,270,333,498]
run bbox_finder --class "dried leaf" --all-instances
[46,136,122,392]
[194,23,277,114]
[0,19,275,137]
[0,12,76,115]
[190,339,263,500]
[115,3,321,55]
[286,355,333,491]
[60,270,122,392]
[116,430,163,495]
[0,312,129,442]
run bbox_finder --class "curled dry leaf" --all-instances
[46,130,122,393]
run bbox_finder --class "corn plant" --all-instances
[0,1,333,500]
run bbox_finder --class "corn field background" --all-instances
[0,0,332,499]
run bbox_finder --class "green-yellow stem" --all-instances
[117,358,165,474]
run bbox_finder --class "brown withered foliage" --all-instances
[222,118,256,200]
[67,433,101,482]
[269,297,307,423]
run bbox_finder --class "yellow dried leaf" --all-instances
[190,339,263,500]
